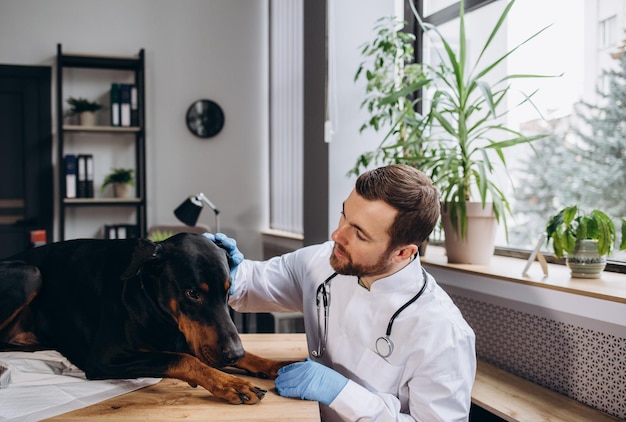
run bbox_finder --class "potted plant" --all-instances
[352,0,552,264]
[545,205,626,278]
[101,168,134,198]
[66,97,103,126]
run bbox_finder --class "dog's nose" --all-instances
[222,343,245,365]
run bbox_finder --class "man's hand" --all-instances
[203,232,243,294]
[275,358,348,406]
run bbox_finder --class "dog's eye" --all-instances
[185,289,202,302]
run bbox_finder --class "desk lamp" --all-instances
[174,192,220,233]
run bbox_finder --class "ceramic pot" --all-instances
[113,183,133,198]
[79,111,96,126]
[566,239,606,278]
[441,202,497,265]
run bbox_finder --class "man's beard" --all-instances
[329,243,391,278]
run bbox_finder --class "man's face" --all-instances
[329,189,398,278]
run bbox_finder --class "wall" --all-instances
[0,0,404,258]
[0,0,269,258]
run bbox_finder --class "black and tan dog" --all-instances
[0,233,289,404]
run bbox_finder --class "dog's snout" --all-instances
[223,343,245,366]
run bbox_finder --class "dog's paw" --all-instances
[217,379,267,405]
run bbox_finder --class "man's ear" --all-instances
[392,244,419,263]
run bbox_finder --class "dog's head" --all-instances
[121,233,243,368]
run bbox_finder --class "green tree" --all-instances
[513,51,626,248]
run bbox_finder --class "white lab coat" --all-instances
[229,241,476,421]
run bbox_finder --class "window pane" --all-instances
[423,0,458,16]
[423,0,626,262]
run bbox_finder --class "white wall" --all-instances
[0,0,269,258]
[0,0,402,258]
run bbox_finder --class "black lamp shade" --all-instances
[174,197,203,226]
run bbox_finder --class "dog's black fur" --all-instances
[0,233,289,404]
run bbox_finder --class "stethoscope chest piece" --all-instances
[375,336,394,358]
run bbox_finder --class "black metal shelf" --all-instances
[56,43,147,240]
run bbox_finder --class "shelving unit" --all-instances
[56,44,146,240]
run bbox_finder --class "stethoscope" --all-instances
[311,267,428,359]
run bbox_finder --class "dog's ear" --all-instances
[121,239,163,280]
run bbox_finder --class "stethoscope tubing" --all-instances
[312,267,428,358]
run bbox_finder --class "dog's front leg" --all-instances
[88,352,267,405]
[168,354,269,404]
[233,351,300,379]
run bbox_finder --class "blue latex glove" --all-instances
[275,358,348,406]
[202,232,244,294]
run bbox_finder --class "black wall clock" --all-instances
[186,99,225,138]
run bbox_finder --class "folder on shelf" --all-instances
[77,155,87,198]
[85,154,94,198]
[104,224,139,239]
[110,83,121,126]
[130,85,139,126]
[120,83,131,127]
[77,155,94,198]
[64,154,78,198]
[105,225,118,239]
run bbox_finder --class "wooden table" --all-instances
[47,334,319,421]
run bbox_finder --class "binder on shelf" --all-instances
[110,83,120,126]
[77,155,94,198]
[130,85,139,127]
[64,154,78,198]
[120,83,131,127]
[77,155,87,198]
[104,224,139,239]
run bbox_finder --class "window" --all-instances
[269,0,304,235]
[415,0,626,265]
[599,15,617,49]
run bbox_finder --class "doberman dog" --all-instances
[0,233,291,404]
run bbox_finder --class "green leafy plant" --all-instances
[352,0,556,240]
[101,168,134,192]
[545,205,626,258]
[66,97,103,116]
[350,16,430,176]
[148,230,175,242]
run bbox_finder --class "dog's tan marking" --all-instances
[177,314,220,365]
[166,354,266,404]
[234,352,298,379]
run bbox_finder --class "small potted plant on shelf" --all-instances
[545,205,626,278]
[101,168,135,198]
[66,97,103,126]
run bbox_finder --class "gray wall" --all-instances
[0,0,399,259]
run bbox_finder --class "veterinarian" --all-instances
[207,164,476,421]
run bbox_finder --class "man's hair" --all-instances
[355,164,440,252]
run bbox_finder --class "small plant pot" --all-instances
[79,111,96,126]
[113,183,133,198]
[566,239,606,279]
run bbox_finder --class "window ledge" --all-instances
[421,246,626,304]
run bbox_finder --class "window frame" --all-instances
[405,0,626,274]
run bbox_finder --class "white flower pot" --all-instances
[566,239,606,278]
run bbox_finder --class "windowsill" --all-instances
[421,246,626,304]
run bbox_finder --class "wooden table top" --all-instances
[47,333,319,421]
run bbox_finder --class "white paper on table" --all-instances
[0,350,160,422]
